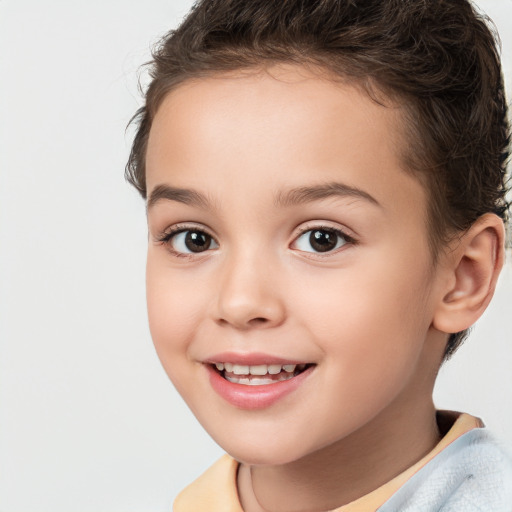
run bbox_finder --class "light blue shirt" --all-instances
[378,429,512,511]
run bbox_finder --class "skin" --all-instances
[144,65,501,511]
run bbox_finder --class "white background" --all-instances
[0,1,511,510]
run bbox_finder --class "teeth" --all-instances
[214,362,306,376]
[225,375,277,385]
[249,365,268,376]
[232,364,249,375]
[225,373,296,385]
[267,364,282,375]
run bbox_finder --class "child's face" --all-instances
[145,65,448,465]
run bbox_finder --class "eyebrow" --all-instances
[147,184,213,210]
[147,181,381,211]
[274,182,382,208]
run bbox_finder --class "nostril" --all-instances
[216,317,268,327]
[248,317,269,326]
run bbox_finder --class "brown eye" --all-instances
[309,230,338,252]
[168,229,219,254]
[294,227,349,253]
[184,231,212,252]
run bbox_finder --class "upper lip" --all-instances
[204,352,311,366]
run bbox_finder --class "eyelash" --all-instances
[156,223,357,258]
[157,225,194,244]
[293,224,357,255]
[156,224,218,259]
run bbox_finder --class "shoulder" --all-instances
[378,429,512,512]
[173,454,243,512]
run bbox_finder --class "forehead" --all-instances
[145,64,426,222]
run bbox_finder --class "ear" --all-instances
[433,213,505,334]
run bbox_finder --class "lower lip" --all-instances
[207,365,314,409]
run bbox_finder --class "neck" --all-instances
[238,398,441,512]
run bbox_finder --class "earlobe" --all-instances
[433,213,505,334]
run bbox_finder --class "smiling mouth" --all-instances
[212,362,312,386]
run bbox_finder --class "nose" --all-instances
[212,252,286,330]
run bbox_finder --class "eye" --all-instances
[293,227,351,253]
[163,228,219,255]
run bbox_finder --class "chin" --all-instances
[207,428,316,466]
[228,446,303,466]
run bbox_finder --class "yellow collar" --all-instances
[173,411,483,512]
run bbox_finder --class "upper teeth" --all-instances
[215,362,298,375]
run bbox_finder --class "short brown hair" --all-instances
[126,0,510,358]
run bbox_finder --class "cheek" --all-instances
[290,252,433,375]
[146,267,210,415]
[145,256,206,369]
[293,264,430,335]
[290,270,432,444]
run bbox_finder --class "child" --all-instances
[126,0,512,510]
